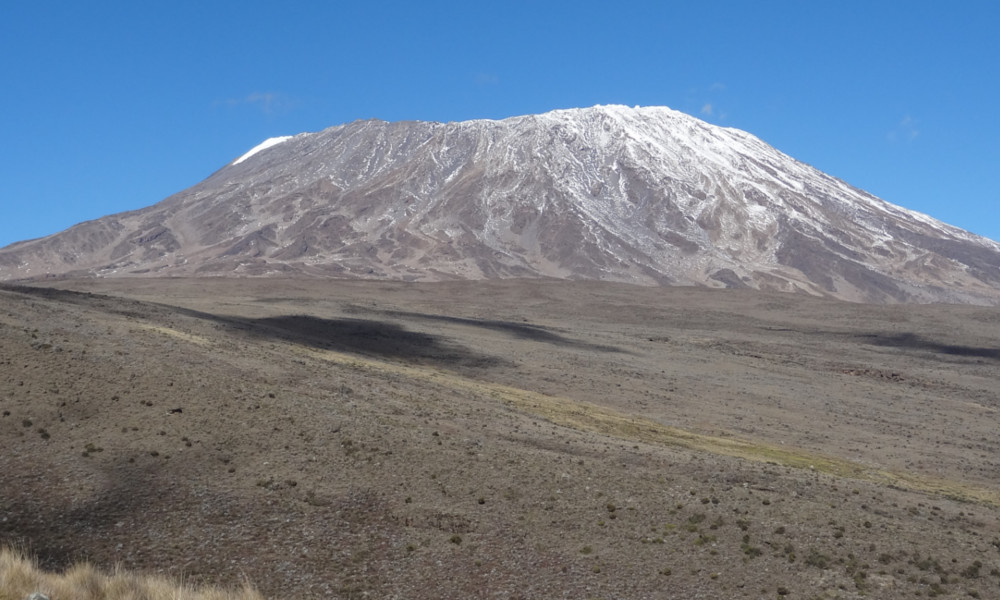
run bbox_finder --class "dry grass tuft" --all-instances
[0,547,264,600]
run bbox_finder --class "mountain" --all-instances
[2,105,999,303]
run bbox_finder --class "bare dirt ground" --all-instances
[2,277,999,599]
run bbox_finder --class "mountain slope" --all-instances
[2,105,999,303]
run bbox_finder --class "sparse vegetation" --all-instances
[0,546,262,600]
[805,549,832,569]
[2,279,1000,599]
[962,561,983,579]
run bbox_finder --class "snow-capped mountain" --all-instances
[2,105,999,303]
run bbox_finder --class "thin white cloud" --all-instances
[888,115,919,143]
[475,72,499,86]
[217,92,295,114]
[246,92,280,113]
[688,83,728,121]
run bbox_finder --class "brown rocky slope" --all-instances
[2,277,999,598]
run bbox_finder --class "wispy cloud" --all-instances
[687,83,728,121]
[475,72,499,86]
[217,91,296,114]
[888,115,919,143]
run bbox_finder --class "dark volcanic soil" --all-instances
[2,278,999,599]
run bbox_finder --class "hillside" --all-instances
[2,278,999,598]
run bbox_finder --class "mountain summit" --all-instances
[2,105,999,303]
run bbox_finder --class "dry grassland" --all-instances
[2,278,999,599]
[0,546,261,600]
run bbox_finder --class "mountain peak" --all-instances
[2,106,998,304]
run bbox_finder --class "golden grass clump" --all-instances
[0,547,264,600]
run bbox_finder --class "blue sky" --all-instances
[2,1,998,248]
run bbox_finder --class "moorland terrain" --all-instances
[2,277,999,599]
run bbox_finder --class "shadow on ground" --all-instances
[239,314,511,367]
[0,284,512,369]
[0,458,176,572]
[2,285,624,367]
[349,306,626,353]
[755,318,1000,363]
[859,332,1000,361]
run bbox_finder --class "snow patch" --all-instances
[233,136,294,165]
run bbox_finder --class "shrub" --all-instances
[804,549,831,569]
[962,561,983,579]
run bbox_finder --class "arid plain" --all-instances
[2,278,999,599]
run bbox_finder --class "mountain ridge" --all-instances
[2,105,999,304]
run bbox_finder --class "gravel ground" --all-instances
[2,278,999,599]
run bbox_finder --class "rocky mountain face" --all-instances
[2,105,999,303]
